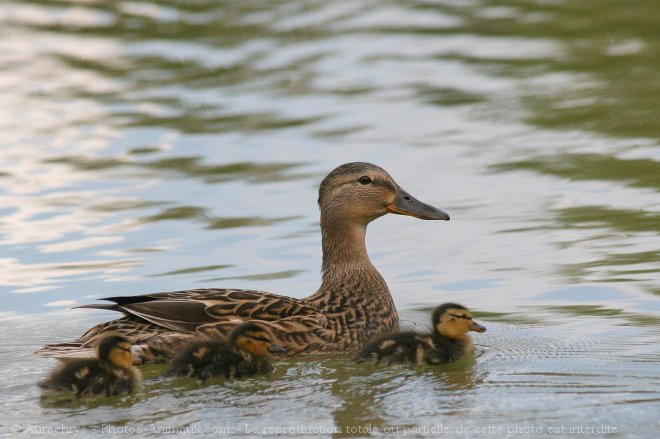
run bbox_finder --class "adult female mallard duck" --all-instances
[354,303,486,365]
[38,335,141,397]
[37,162,449,362]
[164,322,285,382]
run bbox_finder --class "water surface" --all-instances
[1,0,659,437]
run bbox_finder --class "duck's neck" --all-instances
[303,214,399,345]
[320,217,372,279]
[308,214,394,312]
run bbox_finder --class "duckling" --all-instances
[164,322,286,382]
[38,335,141,397]
[354,303,486,366]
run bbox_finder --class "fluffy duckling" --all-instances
[354,303,486,366]
[38,335,140,397]
[164,322,286,382]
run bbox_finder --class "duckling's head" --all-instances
[96,335,134,369]
[432,303,486,340]
[230,322,286,358]
[318,162,449,225]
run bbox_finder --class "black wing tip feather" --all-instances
[72,304,119,310]
[101,295,160,305]
[73,294,163,310]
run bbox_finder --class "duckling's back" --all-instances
[355,331,427,365]
[355,331,467,366]
[165,341,244,380]
[39,359,101,395]
[38,359,136,397]
[165,339,276,381]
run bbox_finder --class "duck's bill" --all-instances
[470,322,486,333]
[268,344,287,355]
[386,187,450,220]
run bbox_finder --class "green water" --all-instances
[1,0,659,437]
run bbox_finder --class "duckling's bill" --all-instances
[386,187,450,221]
[470,321,486,333]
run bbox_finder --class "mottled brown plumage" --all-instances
[354,303,486,366]
[37,162,449,362]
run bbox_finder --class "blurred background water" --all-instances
[1,0,659,437]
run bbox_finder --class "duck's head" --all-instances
[230,322,286,357]
[318,162,449,225]
[432,303,486,339]
[96,335,134,368]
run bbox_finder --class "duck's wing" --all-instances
[36,288,323,361]
[75,288,322,332]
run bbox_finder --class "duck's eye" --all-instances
[359,175,372,185]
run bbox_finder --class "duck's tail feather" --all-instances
[71,293,164,311]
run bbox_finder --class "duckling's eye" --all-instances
[358,175,372,185]
[448,313,471,321]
